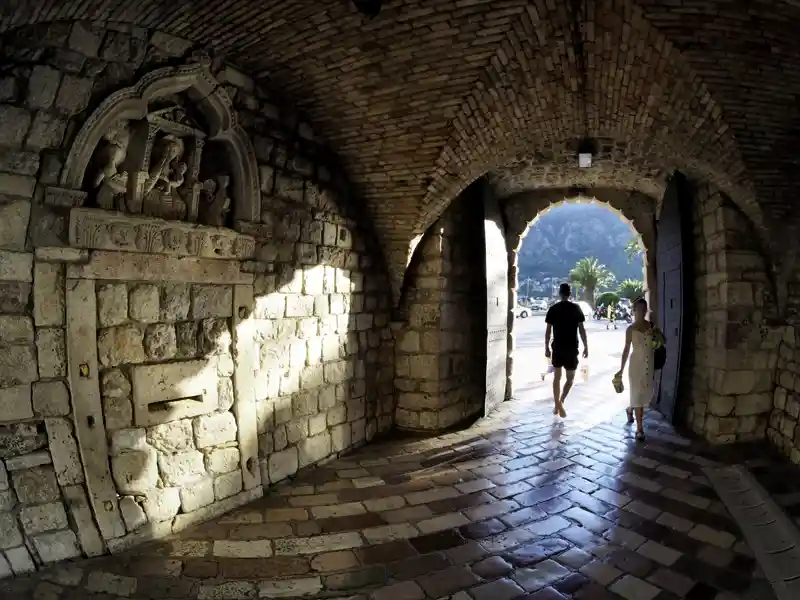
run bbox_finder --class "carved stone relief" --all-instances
[69,208,256,260]
[60,59,260,228]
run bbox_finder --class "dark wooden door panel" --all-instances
[656,172,691,423]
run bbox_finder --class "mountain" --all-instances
[517,203,644,290]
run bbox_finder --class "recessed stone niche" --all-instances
[132,360,219,427]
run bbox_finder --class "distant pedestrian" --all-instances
[544,283,589,418]
[606,305,617,330]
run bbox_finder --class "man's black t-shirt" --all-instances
[545,301,585,354]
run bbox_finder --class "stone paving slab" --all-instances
[0,384,786,600]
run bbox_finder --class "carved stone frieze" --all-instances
[69,208,256,260]
[44,186,89,208]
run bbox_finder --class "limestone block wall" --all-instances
[250,195,395,484]
[684,183,781,443]
[767,327,800,463]
[0,21,393,574]
[395,195,485,431]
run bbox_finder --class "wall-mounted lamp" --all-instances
[577,138,596,169]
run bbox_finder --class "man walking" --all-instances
[545,283,589,417]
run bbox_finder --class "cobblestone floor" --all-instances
[0,383,786,600]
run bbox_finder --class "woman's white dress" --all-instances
[628,328,654,408]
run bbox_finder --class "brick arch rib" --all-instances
[405,0,765,300]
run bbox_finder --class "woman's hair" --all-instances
[633,297,648,310]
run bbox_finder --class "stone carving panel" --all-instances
[60,59,260,226]
[69,208,255,260]
[86,105,236,227]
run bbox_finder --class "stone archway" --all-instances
[501,188,658,401]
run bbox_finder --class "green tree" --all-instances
[596,291,620,307]
[625,237,643,263]
[619,279,645,301]
[569,257,615,308]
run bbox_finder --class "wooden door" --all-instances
[656,172,692,422]
[483,188,508,416]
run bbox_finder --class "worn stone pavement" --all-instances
[0,377,788,600]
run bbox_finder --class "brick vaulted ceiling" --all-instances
[1,0,799,298]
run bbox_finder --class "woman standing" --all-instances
[615,298,654,441]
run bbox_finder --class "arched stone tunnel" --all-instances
[1,1,800,595]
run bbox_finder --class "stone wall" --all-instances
[684,183,781,444]
[395,195,485,431]
[0,21,392,574]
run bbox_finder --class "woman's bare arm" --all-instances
[618,327,633,374]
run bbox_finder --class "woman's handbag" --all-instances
[612,372,624,393]
[652,328,667,370]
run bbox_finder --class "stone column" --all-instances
[395,192,486,431]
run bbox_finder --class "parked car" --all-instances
[531,299,548,311]
[514,305,531,319]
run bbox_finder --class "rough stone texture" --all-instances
[207,447,240,475]
[683,184,780,445]
[129,284,160,323]
[101,370,133,431]
[0,424,46,459]
[111,450,158,494]
[147,420,193,454]
[32,380,70,416]
[193,413,237,449]
[35,328,66,378]
[395,193,485,431]
[19,501,69,534]
[11,466,59,504]
[769,328,800,463]
[0,200,31,252]
[97,284,128,327]
[97,325,146,367]
[142,487,181,523]
[119,496,147,531]
[32,530,80,563]
[158,450,206,486]
[33,262,64,327]
[144,323,177,360]
[180,478,215,512]
[0,385,33,422]
[191,285,233,319]
[161,283,190,322]
[213,469,243,500]
[44,417,83,485]
[0,340,37,387]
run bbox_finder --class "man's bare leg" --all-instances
[558,370,576,417]
[552,367,562,415]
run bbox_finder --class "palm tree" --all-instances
[619,279,645,301]
[569,258,615,308]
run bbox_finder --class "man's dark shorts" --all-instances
[552,350,579,371]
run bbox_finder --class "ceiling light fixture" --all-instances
[571,0,595,169]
